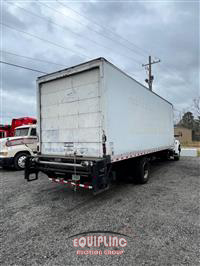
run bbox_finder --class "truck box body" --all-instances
[37,58,174,161]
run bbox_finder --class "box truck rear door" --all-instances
[40,68,102,158]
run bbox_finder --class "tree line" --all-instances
[176,97,200,138]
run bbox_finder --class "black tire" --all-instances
[135,157,150,184]
[174,153,180,161]
[161,151,170,161]
[14,152,28,170]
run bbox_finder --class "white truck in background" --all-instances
[0,124,37,170]
[25,58,180,194]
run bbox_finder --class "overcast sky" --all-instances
[1,0,199,124]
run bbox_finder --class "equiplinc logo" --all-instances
[69,231,129,256]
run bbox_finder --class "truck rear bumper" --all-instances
[0,157,14,167]
[25,155,112,193]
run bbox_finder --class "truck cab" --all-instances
[0,125,11,139]
[0,130,7,139]
[0,124,37,170]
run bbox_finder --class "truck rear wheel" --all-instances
[14,153,28,170]
[135,157,150,184]
[174,152,180,161]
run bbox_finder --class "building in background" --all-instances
[174,126,192,144]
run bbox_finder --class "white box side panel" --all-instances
[103,62,174,157]
[39,68,102,157]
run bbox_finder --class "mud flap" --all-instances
[24,156,39,182]
[92,156,112,195]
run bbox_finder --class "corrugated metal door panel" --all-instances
[75,82,99,99]
[41,142,101,156]
[41,105,59,119]
[41,77,72,95]
[72,69,99,87]
[78,112,101,128]
[40,68,102,157]
[41,127,100,144]
[58,101,79,116]
[41,117,60,130]
[40,81,99,107]
[78,97,100,114]
[59,127,100,142]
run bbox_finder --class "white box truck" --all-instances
[25,58,180,194]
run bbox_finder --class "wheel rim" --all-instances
[144,163,149,180]
[18,155,27,168]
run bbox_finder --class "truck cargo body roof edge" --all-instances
[37,57,173,107]
[37,57,104,82]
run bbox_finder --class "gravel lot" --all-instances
[1,157,199,266]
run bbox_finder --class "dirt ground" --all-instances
[0,157,199,266]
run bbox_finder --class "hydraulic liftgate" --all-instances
[25,155,112,194]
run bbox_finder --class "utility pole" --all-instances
[142,56,161,91]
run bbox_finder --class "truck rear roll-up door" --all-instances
[40,68,102,157]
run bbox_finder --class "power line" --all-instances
[5,1,142,66]
[0,60,48,74]
[1,49,141,82]
[57,0,152,59]
[2,3,145,81]
[0,50,68,67]
[0,53,141,86]
[1,22,90,60]
[38,1,143,65]
[0,23,139,78]
[56,1,192,91]
[0,30,141,82]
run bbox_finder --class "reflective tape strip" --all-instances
[49,178,92,189]
[111,146,173,162]
[79,184,92,189]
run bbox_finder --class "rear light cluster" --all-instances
[81,161,94,167]
[6,138,36,147]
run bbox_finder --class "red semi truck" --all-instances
[0,117,37,139]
